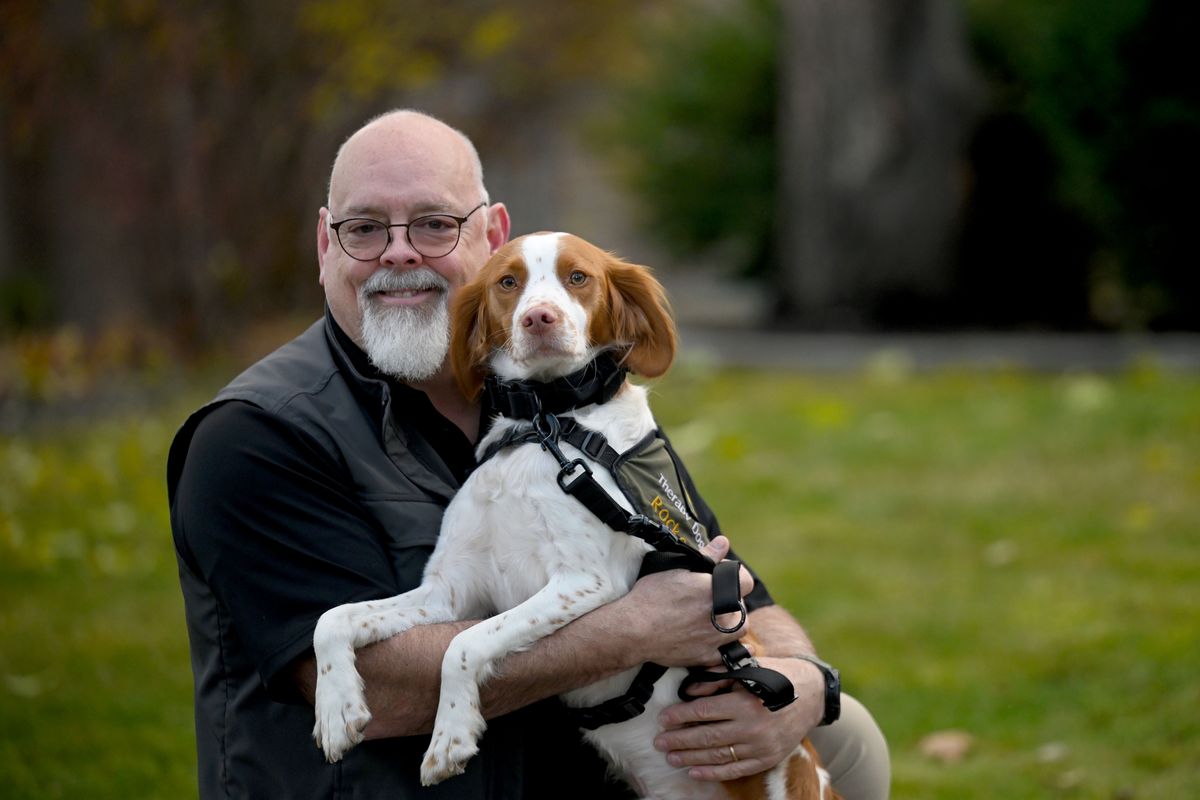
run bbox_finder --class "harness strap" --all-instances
[479,416,622,469]
[710,560,742,614]
[527,414,716,574]
[679,658,797,712]
[481,410,796,726]
[571,662,669,731]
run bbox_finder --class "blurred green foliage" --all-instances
[596,0,778,278]
[2,366,1198,797]
[605,0,1198,330]
[965,0,1200,329]
[0,0,648,339]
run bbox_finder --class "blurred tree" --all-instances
[1106,0,1200,328]
[776,0,980,327]
[596,0,780,280]
[949,0,1197,329]
[0,0,649,342]
[603,0,1196,330]
[962,0,1145,329]
[601,0,980,328]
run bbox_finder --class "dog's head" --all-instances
[450,232,677,399]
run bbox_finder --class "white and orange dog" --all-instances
[312,233,834,799]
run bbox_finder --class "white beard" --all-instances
[359,268,451,382]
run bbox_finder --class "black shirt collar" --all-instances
[324,307,485,483]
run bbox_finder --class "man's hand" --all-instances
[653,608,828,781]
[607,536,754,668]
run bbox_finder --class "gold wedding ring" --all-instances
[728,745,739,762]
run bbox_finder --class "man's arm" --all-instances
[652,604,829,782]
[293,537,755,739]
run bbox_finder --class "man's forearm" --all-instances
[365,606,651,738]
[747,604,818,658]
[295,595,653,739]
[295,538,750,740]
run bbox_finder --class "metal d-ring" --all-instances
[711,599,748,634]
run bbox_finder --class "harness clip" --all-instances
[533,411,561,443]
[557,459,594,493]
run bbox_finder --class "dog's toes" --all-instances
[313,685,372,762]
[313,709,371,763]
[420,731,478,786]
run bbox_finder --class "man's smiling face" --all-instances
[316,113,496,380]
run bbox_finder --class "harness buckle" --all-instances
[557,459,594,492]
[626,514,675,548]
[579,430,609,460]
[720,641,758,672]
[617,696,646,719]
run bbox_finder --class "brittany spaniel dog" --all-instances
[312,233,834,799]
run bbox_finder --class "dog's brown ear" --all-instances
[604,256,677,378]
[449,275,494,400]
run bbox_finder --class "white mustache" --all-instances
[361,268,449,295]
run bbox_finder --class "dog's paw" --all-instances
[312,668,372,762]
[419,702,486,785]
[420,727,480,786]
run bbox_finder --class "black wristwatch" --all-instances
[792,654,841,726]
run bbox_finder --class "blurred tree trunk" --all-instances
[0,106,11,284]
[39,1,142,330]
[775,0,980,327]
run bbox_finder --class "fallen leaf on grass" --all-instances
[1036,741,1069,763]
[918,730,974,763]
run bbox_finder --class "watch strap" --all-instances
[792,654,841,726]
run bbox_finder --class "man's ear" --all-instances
[485,203,511,254]
[316,208,332,287]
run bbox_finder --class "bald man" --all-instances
[168,110,888,799]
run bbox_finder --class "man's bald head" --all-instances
[327,110,488,210]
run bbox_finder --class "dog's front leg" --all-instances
[313,579,461,762]
[419,569,626,785]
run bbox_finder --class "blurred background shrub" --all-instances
[0,0,1195,354]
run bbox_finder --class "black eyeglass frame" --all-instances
[328,201,488,261]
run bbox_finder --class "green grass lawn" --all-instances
[1,364,1197,798]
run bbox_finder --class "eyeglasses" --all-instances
[329,201,487,261]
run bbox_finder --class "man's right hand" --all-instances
[610,535,753,668]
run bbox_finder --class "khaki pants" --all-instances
[808,693,891,800]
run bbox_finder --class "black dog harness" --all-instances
[480,357,796,730]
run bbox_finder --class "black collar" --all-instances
[482,353,628,419]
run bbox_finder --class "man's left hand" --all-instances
[652,655,825,781]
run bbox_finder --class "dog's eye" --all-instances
[498,275,518,290]
[568,270,588,286]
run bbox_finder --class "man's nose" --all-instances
[380,228,421,266]
[521,304,559,334]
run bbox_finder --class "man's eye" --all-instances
[568,270,587,286]
[499,275,518,290]
[414,216,455,232]
[346,221,382,235]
